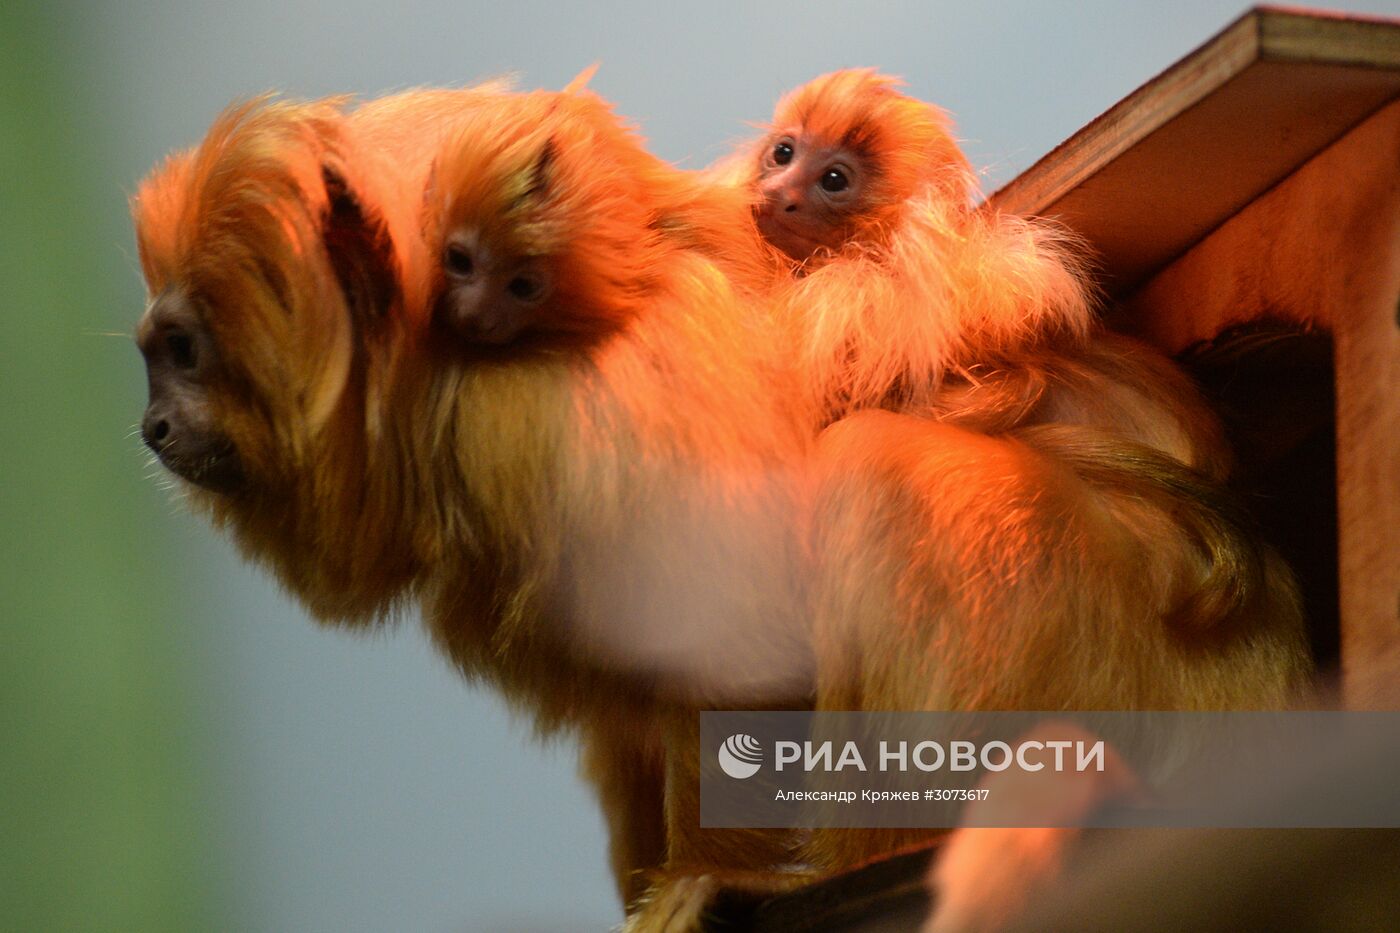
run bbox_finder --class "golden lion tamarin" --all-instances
[132,85,515,620]
[734,70,1230,480]
[741,71,1334,931]
[133,86,1310,933]
[736,74,1304,919]
[416,85,817,905]
[133,88,812,909]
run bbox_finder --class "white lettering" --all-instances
[913,741,945,771]
[880,741,908,772]
[1077,740,1106,772]
[1015,740,1045,771]
[981,740,1013,771]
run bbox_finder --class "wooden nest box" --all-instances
[994,4,1400,710]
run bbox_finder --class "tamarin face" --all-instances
[431,125,562,347]
[437,222,554,345]
[426,91,669,350]
[755,131,869,262]
[755,69,973,263]
[136,286,244,493]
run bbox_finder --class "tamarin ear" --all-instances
[420,159,440,242]
[320,164,398,320]
[523,137,558,202]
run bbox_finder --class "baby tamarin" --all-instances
[424,77,777,349]
[133,86,1309,933]
[743,70,1230,478]
[425,88,676,346]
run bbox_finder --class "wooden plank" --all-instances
[1120,101,1400,708]
[991,10,1261,219]
[1261,4,1400,68]
[989,7,1400,297]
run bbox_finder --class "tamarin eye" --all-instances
[166,330,196,369]
[772,141,794,165]
[444,243,474,277]
[507,274,545,302]
[820,168,849,193]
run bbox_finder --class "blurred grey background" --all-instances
[4,1,1397,931]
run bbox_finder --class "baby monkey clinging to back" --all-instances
[426,78,774,349]
[742,69,1230,476]
[749,68,974,264]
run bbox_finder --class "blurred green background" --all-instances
[5,1,1396,930]
[1,5,218,929]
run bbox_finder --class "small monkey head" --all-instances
[425,89,669,349]
[755,69,972,263]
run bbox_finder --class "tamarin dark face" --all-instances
[754,131,870,262]
[436,224,554,345]
[750,69,974,266]
[136,288,243,493]
[432,134,559,347]
[133,158,380,503]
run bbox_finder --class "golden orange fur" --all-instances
[133,98,423,620]
[134,89,812,910]
[345,81,519,322]
[132,87,521,620]
[132,85,1311,933]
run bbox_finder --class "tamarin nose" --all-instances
[141,409,171,452]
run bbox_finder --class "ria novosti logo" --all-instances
[717,733,764,779]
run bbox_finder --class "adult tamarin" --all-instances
[413,82,1308,921]
[133,89,812,910]
[133,87,1309,932]
[731,71,1306,929]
